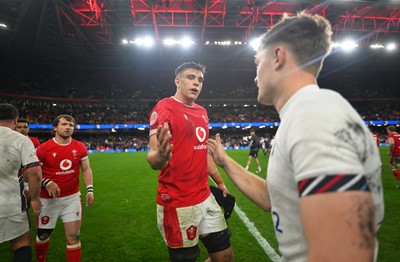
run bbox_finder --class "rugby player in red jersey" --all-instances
[387,125,400,188]
[147,62,233,262]
[35,115,94,262]
[15,118,41,148]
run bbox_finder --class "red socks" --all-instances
[66,242,81,262]
[35,237,50,262]
[35,237,81,262]
[392,169,400,180]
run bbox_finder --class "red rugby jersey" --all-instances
[37,138,88,198]
[388,132,400,157]
[149,97,211,208]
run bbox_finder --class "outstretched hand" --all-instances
[207,133,229,168]
[156,123,173,161]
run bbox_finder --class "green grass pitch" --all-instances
[1,148,399,261]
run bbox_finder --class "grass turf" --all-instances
[1,148,399,261]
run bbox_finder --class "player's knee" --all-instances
[67,231,81,241]
[37,229,53,241]
[201,228,232,254]
[168,246,199,262]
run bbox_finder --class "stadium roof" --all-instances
[0,0,399,67]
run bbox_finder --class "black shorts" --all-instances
[249,150,259,158]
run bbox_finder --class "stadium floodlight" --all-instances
[249,37,261,51]
[370,44,384,49]
[386,43,397,51]
[163,38,177,46]
[180,37,194,48]
[134,37,154,47]
[341,40,358,52]
[122,39,129,45]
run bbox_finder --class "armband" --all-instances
[86,185,94,194]
[42,178,53,187]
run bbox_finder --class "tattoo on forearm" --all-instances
[348,195,375,250]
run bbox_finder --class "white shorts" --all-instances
[0,211,29,243]
[38,192,82,229]
[157,193,227,248]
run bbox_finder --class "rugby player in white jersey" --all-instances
[0,103,42,262]
[207,12,384,262]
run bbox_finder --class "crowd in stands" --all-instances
[2,63,399,101]
[1,62,398,150]
[1,97,398,125]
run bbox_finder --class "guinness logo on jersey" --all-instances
[60,159,73,170]
[195,127,206,142]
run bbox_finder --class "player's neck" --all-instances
[54,135,72,145]
[173,94,194,106]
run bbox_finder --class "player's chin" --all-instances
[188,93,199,100]
[60,133,72,138]
[257,93,270,106]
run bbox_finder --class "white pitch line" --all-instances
[234,204,281,262]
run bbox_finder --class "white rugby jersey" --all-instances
[267,85,384,261]
[0,126,39,218]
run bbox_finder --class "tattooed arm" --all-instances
[301,191,375,262]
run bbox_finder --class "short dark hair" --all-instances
[53,115,76,127]
[258,12,332,76]
[175,62,206,77]
[17,118,30,125]
[387,125,397,132]
[0,103,19,121]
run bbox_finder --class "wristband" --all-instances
[86,185,94,194]
[42,178,53,187]
[210,169,218,176]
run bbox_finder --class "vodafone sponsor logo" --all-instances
[194,126,207,150]
[56,159,74,175]
[193,144,207,150]
[60,159,72,170]
[195,127,206,142]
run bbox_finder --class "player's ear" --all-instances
[274,46,285,70]
[174,76,180,87]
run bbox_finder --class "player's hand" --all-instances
[217,183,229,197]
[86,192,94,207]
[30,198,42,218]
[156,123,173,162]
[207,133,229,168]
[46,182,61,198]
